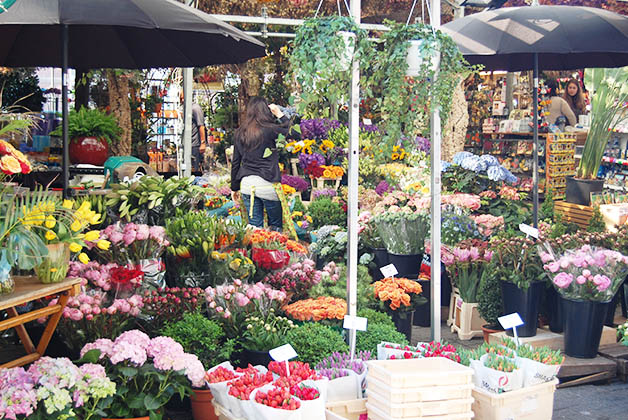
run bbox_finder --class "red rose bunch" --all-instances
[290,384,320,401]
[228,371,274,400]
[255,387,301,410]
[110,266,144,291]
[304,162,324,178]
[206,366,237,384]
[251,248,291,271]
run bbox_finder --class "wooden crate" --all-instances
[554,201,593,228]
[598,343,628,382]
[488,326,617,351]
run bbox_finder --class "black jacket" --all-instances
[230,116,299,191]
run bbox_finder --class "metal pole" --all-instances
[182,0,195,177]
[347,0,360,359]
[61,24,70,198]
[533,53,539,228]
[430,0,442,343]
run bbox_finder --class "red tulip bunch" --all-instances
[255,387,301,410]
[227,371,274,400]
[290,384,320,401]
[206,366,237,384]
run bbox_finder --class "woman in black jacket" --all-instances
[230,97,297,230]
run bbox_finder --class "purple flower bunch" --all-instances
[415,136,431,153]
[359,122,380,133]
[262,258,323,299]
[316,368,350,380]
[81,329,205,387]
[315,351,372,375]
[326,147,347,166]
[312,188,337,200]
[540,244,628,302]
[298,152,326,169]
[0,357,115,420]
[300,118,342,139]
[375,180,391,196]
[281,174,310,192]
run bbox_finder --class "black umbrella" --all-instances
[0,0,266,195]
[443,5,628,227]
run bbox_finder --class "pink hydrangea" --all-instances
[109,341,147,366]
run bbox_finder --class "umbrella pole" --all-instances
[532,52,539,228]
[61,24,70,199]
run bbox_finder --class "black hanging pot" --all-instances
[413,279,431,327]
[562,298,611,358]
[388,253,422,278]
[500,280,544,337]
[565,176,604,206]
[391,310,415,342]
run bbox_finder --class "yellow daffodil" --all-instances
[84,230,100,242]
[69,243,82,253]
[78,252,90,264]
[45,215,56,229]
[62,199,74,209]
[45,230,57,241]
[306,216,313,222]
[292,211,303,217]
[96,239,111,250]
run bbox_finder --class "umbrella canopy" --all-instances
[442,5,628,71]
[0,0,266,68]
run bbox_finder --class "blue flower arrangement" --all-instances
[449,151,517,184]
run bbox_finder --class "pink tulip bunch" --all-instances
[94,223,169,265]
[441,239,492,303]
[540,244,628,301]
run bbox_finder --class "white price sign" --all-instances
[269,344,298,362]
[343,315,368,331]
[380,264,398,278]
[498,313,524,330]
[519,223,539,239]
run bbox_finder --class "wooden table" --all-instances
[0,276,81,368]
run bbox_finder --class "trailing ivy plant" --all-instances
[289,16,374,119]
[371,21,476,147]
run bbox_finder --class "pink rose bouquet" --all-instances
[80,330,205,419]
[539,244,628,302]
[471,214,505,237]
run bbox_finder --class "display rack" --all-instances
[545,133,576,199]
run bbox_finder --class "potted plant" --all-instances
[51,107,121,166]
[79,329,206,420]
[290,16,373,119]
[240,311,296,366]
[161,312,235,420]
[477,268,504,343]
[539,244,628,358]
[372,276,425,341]
[491,233,545,337]
[373,210,430,278]
[569,67,628,205]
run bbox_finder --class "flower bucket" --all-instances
[547,286,564,333]
[191,389,219,420]
[500,280,543,337]
[391,310,415,342]
[35,243,70,284]
[240,348,273,368]
[562,298,611,358]
[388,253,422,278]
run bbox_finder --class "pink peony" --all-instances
[546,261,560,273]
[576,275,587,284]
[553,272,574,289]
[593,274,611,292]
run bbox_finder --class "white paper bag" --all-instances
[471,354,524,394]
[205,361,241,409]
[518,357,561,387]
[250,384,303,420]
[325,370,361,402]
[296,380,326,420]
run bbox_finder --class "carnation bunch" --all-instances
[539,244,628,302]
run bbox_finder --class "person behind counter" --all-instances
[546,78,577,127]
[230,97,299,230]
[562,78,587,119]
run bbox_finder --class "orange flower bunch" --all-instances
[320,165,344,179]
[373,277,423,310]
[0,139,31,175]
[247,228,307,255]
[283,297,346,321]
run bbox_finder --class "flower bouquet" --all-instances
[372,277,424,312]
[441,239,493,303]
[262,258,322,300]
[79,330,205,419]
[0,357,115,420]
[283,296,347,322]
[282,174,310,192]
[241,311,296,352]
[373,209,430,255]
[251,243,291,271]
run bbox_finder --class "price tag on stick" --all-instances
[269,344,298,377]
[498,313,524,347]
[380,264,398,278]
[343,315,368,360]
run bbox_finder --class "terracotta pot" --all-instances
[191,389,218,420]
[481,324,503,344]
[69,136,109,165]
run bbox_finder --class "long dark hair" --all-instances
[235,96,278,150]
[562,78,586,115]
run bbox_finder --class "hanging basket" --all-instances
[406,39,441,77]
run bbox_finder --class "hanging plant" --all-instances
[289,16,374,119]
[370,21,477,147]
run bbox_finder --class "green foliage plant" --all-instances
[286,322,349,366]
[357,307,395,328]
[310,264,376,309]
[489,232,544,290]
[370,21,476,146]
[477,268,502,326]
[51,107,121,146]
[308,197,346,228]
[290,16,374,119]
[587,206,606,233]
[578,67,628,179]
[161,312,234,371]
[356,322,408,354]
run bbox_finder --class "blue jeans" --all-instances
[241,193,283,230]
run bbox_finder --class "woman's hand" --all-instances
[231,191,241,202]
[269,104,284,119]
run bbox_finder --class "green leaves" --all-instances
[50,107,121,145]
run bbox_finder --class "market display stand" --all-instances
[0,276,81,369]
[546,133,576,199]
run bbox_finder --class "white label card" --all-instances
[363,118,372,125]
[519,223,539,239]
[380,264,398,278]
[499,313,524,330]
[343,315,368,331]
[269,344,298,362]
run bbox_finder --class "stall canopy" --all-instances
[443,5,628,226]
[0,0,266,195]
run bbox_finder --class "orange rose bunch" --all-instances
[0,139,31,175]
[373,277,423,310]
[247,228,307,255]
[283,296,346,321]
[320,165,344,179]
